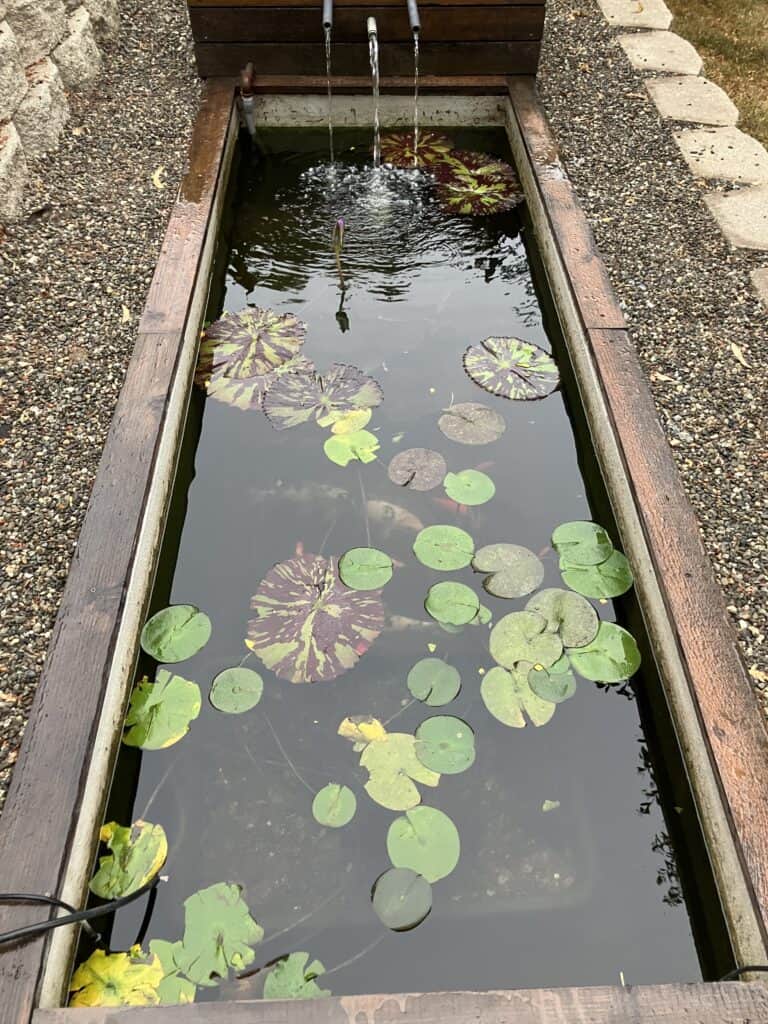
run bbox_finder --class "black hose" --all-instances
[0,894,100,941]
[718,964,768,981]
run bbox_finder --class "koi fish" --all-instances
[366,500,424,535]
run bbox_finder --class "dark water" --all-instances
[100,130,730,998]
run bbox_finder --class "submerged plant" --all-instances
[434,151,524,216]
[380,130,453,169]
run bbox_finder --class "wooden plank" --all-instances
[247,73,509,92]
[189,0,544,8]
[0,81,234,1024]
[32,983,768,1023]
[195,40,540,76]
[189,6,544,42]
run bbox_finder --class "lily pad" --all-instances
[69,947,163,1008]
[338,547,393,590]
[472,543,544,599]
[388,448,447,491]
[246,554,384,683]
[202,355,316,413]
[567,621,641,683]
[551,521,614,566]
[312,783,357,828]
[90,820,168,900]
[481,664,556,728]
[425,581,480,626]
[387,806,460,883]
[415,715,475,775]
[329,408,372,434]
[434,151,524,216]
[372,868,432,931]
[173,882,264,987]
[149,940,196,1005]
[413,525,474,571]
[528,657,577,704]
[360,731,440,810]
[338,714,388,750]
[380,130,454,168]
[264,363,383,430]
[437,402,506,445]
[406,657,461,706]
[209,666,264,714]
[323,429,380,467]
[489,611,563,670]
[473,603,493,626]
[560,550,634,600]
[525,588,599,648]
[264,953,330,1000]
[463,337,559,401]
[140,605,211,664]
[123,670,201,750]
[443,469,495,506]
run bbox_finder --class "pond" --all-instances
[70,127,731,1008]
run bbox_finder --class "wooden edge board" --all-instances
[246,74,510,92]
[188,0,544,7]
[0,80,235,1024]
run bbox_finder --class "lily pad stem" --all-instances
[264,713,315,795]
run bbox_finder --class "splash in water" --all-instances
[368,18,381,168]
[324,24,335,163]
[413,31,420,167]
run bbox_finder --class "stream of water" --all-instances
[368,20,381,167]
[324,24,334,164]
[413,32,420,165]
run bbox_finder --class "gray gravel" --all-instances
[0,0,199,808]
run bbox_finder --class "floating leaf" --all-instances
[567,622,641,683]
[360,731,440,810]
[264,953,330,1000]
[525,588,599,648]
[149,940,196,1005]
[338,547,393,590]
[425,581,480,626]
[443,469,495,506]
[329,408,372,434]
[247,554,384,683]
[528,657,577,704]
[388,448,447,491]
[90,821,167,900]
[551,521,614,566]
[387,806,460,882]
[542,800,560,813]
[372,868,432,931]
[437,402,506,445]
[481,664,556,727]
[463,337,559,401]
[69,947,163,1008]
[123,671,201,750]
[406,657,461,706]
[209,666,264,714]
[338,714,387,750]
[489,611,563,670]
[560,550,634,600]
[472,543,544,599]
[415,716,475,774]
[473,603,493,626]
[435,151,524,216]
[324,429,380,466]
[140,605,211,664]
[173,883,264,988]
[312,783,357,828]
[380,130,454,169]
[413,525,474,571]
[264,363,383,430]
[203,355,316,413]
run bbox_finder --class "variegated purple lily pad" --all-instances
[434,151,524,217]
[263,363,384,430]
[204,355,315,412]
[463,337,559,400]
[246,554,385,683]
[380,131,454,169]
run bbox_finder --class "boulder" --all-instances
[14,57,70,159]
[52,6,101,91]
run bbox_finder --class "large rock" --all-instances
[646,75,739,127]
[83,0,119,43]
[704,187,768,250]
[675,127,768,185]
[5,0,67,65]
[598,0,673,30]
[751,268,768,311]
[0,123,28,222]
[0,20,27,122]
[52,6,101,91]
[618,30,703,75]
[14,57,69,159]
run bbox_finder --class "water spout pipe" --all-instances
[322,0,333,30]
[367,15,377,37]
[406,0,420,35]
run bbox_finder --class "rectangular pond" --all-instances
[73,127,732,1008]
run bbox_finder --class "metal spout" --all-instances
[406,0,420,35]
[367,15,377,38]
[322,0,333,29]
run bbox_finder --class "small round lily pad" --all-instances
[437,402,506,446]
[489,611,563,669]
[567,621,641,683]
[481,663,556,728]
[312,783,357,828]
[209,666,264,713]
[560,550,634,600]
[140,605,212,663]
[443,470,495,506]
[407,658,461,706]
[372,867,432,931]
[472,543,544,599]
[551,521,614,566]
[525,588,599,648]
[415,716,475,774]
[387,806,460,883]
[338,547,393,590]
[388,448,447,491]
[425,582,480,626]
[528,657,577,704]
[414,525,474,571]
[324,429,380,467]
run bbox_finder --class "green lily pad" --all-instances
[473,604,493,626]
[264,363,383,430]
[388,448,447,491]
[463,337,559,401]
[542,800,560,813]
[489,611,563,670]
[372,867,432,931]
[209,666,264,713]
[407,657,461,706]
[525,588,599,648]
[360,732,440,810]
[481,664,556,728]
[123,670,201,750]
[437,402,506,445]
[425,582,480,626]
[413,525,475,571]
[443,470,496,506]
[472,543,544,599]
[560,550,634,600]
[140,605,211,664]
[567,621,641,683]
[338,714,387,750]
[528,657,577,704]
[387,806,460,882]
[312,783,357,828]
[329,408,372,434]
[415,716,475,775]
[89,820,168,900]
[324,429,380,467]
[149,940,196,1005]
[551,521,614,566]
[338,547,393,590]
[173,882,264,987]
[69,947,163,1008]
[264,953,330,1000]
